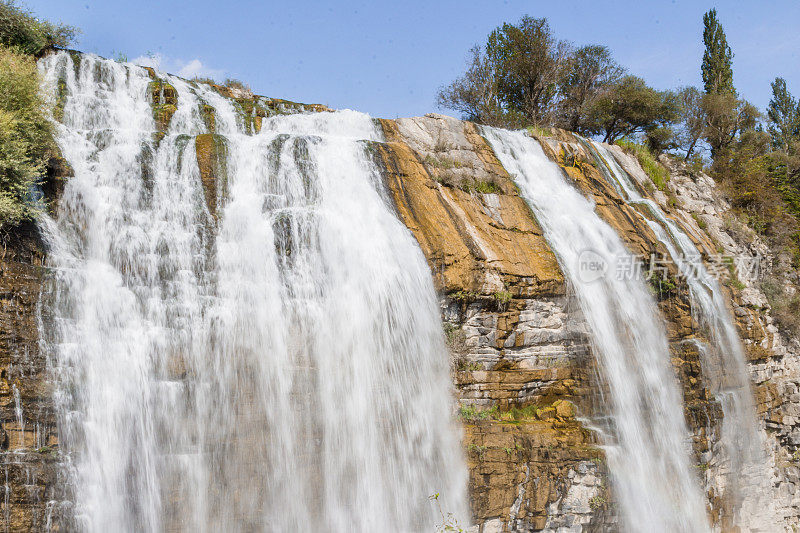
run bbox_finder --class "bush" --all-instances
[0,45,54,228]
[0,1,77,55]
[224,78,253,97]
[615,138,669,191]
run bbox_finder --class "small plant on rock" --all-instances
[429,493,465,533]
[589,495,607,511]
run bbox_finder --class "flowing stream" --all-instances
[483,127,710,532]
[587,140,775,527]
[37,51,467,532]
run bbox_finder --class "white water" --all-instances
[589,140,775,527]
[37,51,467,532]
[483,127,709,532]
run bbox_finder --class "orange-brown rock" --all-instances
[376,117,562,298]
[0,224,65,530]
[195,133,228,218]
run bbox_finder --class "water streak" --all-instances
[483,127,709,532]
[37,51,466,532]
[588,140,774,527]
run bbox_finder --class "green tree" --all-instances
[486,15,567,124]
[767,77,800,150]
[585,76,680,143]
[438,15,572,128]
[702,93,758,157]
[674,86,707,160]
[701,9,734,95]
[0,46,54,227]
[556,44,624,133]
[0,0,77,55]
[436,45,506,126]
[0,1,77,229]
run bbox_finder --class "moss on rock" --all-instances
[148,80,178,133]
[195,133,228,218]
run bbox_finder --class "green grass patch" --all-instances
[691,212,707,230]
[615,138,669,192]
[458,404,498,422]
[474,180,501,194]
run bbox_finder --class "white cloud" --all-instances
[132,53,225,81]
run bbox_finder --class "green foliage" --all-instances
[423,154,460,170]
[615,138,669,191]
[761,275,800,336]
[468,444,487,460]
[527,125,552,138]
[505,405,539,421]
[701,9,734,95]
[192,76,217,86]
[644,125,675,154]
[444,322,468,355]
[674,86,707,160]
[587,75,680,143]
[436,45,508,127]
[473,180,501,194]
[767,77,800,150]
[702,92,759,156]
[450,289,477,302]
[691,212,707,230]
[455,359,482,371]
[710,127,800,254]
[458,404,498,422]
[557,44,624,132]
[589,495,607,511]
[0,1,78,55]
[224,78,253,97]
[485,15,563,125]
[647,275,677,298]
[0,45,54,228]
[493,289,512,306]
[429,493,465,533]
[438,15,623,131]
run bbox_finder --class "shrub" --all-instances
[0,45,54,228]
[761,275,800,336]
[0,1,78,55]
[224,78,253,98]
[458,404,498,422]
[474,181,501,194]
[615,138,669,191]
[192,76,217,85]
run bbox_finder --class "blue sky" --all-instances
[27,0,800,119]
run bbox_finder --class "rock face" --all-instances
[5,62,800,529]
[374,116,613,531]
[0,224,68,531]
[375,117,800,531]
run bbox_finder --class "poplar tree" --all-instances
[767,77,800,150]
[701,9,734,95]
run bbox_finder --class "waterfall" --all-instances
[482,127,709,532]
[37,51,467,532]
[588,140,775,527]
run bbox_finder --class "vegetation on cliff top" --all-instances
[0,1,77,231]
[440,9,800,326]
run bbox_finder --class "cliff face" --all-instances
[4,55,800,530]
[368,116,800,531]
[0,224,65,531]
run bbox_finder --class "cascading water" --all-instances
[37,51,467,532]
[482,127,709,532]
[588,140,775,527]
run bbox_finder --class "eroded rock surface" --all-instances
[6,58,800,529]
